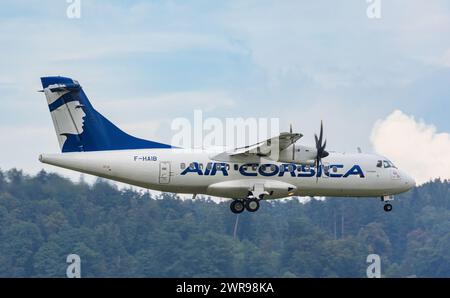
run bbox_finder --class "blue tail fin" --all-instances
[40,76,173,152]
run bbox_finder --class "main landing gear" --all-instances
[230,200,245,214]
[381,195,394,212]
[230,198,261,214]
[230,183,267,214]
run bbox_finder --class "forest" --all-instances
[0,168,449,277]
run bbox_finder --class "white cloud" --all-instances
[46,32,242,62]
[0,124,82,179]
[218,0,450,90]
[94,91,236,144]
[371,110,450,185]
[439,48,450,68]
[100,91,236,114]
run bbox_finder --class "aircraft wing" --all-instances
[226,132,303,158]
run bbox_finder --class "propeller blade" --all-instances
[314,121,328,183]
[322,143,327,157]
[290,124,295,161]
[315,156,320,183]
[319,121,323,146]
[292,143,295,160]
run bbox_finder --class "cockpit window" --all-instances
[376,160,382,168]
[383,160,397,169]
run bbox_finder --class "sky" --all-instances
[0,0,450,185]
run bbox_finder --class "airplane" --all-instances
[38,76,415,214]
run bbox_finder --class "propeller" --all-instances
[314,121,329,182]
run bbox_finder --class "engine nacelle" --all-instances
[273,144,317,165]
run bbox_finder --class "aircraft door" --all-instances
[367,160,382,179]
[322,162,330,178]
[159,161,171,184]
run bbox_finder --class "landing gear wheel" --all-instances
[245,198,260,212]
[383,203,393,212]
[230,200,245,214]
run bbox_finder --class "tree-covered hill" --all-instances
[0,168,449,277]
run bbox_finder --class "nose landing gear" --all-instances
[383,203,393,212]
[381,195,394,212]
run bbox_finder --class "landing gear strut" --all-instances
[381,195,394,212]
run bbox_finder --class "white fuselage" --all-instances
[39,148,415,200]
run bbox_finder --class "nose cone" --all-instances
[402,172,416,191]
[408,174,416,189]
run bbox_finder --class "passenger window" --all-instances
[206,163,212,170]
[180,163,186,170]
[332,166,338,173]
[226,164,230,171]
[252,164,258,171]
[234,164,239,171]
[189,163,195,170]
[199,163,203,170]
[376,160,382,168]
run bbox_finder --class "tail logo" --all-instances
[53,100,86,142]
[41,76,174,152]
